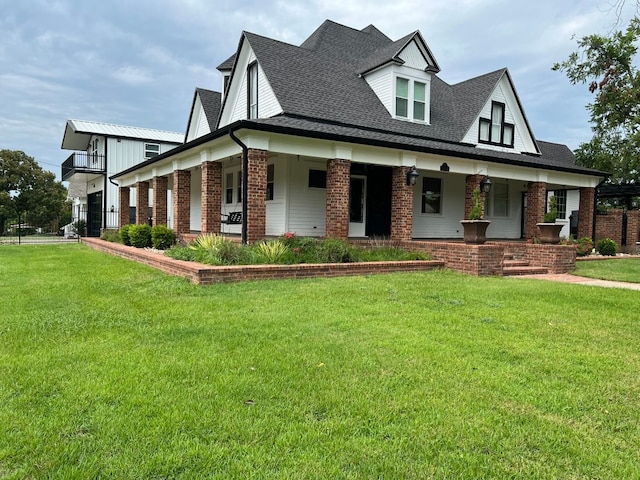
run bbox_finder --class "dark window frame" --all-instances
[421,177,442,214]
[247,61,258,119]
[225,172,234,204]
[478,101,514,148]
[266,164,274,201]
[553,189,568,220]
[308,169,327,189]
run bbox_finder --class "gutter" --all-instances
[229,128,248,245]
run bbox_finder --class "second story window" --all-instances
[247,62,258,119]
[395,77,409,118]
[395,77,427,122]
[145,143,160,159]
[479,102,514,147]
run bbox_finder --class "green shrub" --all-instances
[596,238,618,256]
[576,237,594,257]
[119,225,131,246]
[165,245,197,261]
[151,225,175,250]
[543,196,558,223]
[128,224,152,248]
[358,246,432,262]
[214,240,247,265]
[73,219,86,237]
[315,238,356,263]
[101,229,121,243]
[468,188,483,220]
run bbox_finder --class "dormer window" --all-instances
[479,102,514,147]
[247,62,258,119]
[395,76,427,122]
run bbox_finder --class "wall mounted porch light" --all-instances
[406,165,419,186]
[440,162,450,172]
[480,176,492,194]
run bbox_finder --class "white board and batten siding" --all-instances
[285,156,327,237]
[221,46,283,127]
[185,97,212,143]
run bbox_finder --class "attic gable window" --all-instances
[395,77,426,122]
[479,102,514,147]
[247,62,258,119]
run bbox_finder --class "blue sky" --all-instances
[0,0,637,179]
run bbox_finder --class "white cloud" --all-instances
[111,66,153,85]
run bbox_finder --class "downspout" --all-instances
[229,128,248,245]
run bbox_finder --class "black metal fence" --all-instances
[0,210,79,245]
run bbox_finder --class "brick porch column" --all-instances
[577,187,595,239]
[173,170,191,235]
[326,158,351,239]
[118,186,130,228]
[135,181,149,225]
[526,181,546,240]
[464,174,485,219]
[153,176,168,227]
[202,161,222,233]
[391,166,414,242]
[247,149,268,243]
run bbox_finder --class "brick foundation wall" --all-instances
[247,149,267,243]
[135,181,149,225]
[526,182,546,240]
[202,161,222,234]
[118,187,130,228]
[390,166,413,242]
[326,158,351,239]
[82,238,444,285]
[578,187,595,239]
[153,176,168,226]
[173,170,191,235]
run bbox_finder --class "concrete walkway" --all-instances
[512,273,640,290]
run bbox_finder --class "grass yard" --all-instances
[575,257,640,283]
[1,244,640,478]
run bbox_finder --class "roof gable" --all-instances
[459,69,539,154]
[359,31,440,75]
[185,88,221,142]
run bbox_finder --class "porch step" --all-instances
[503,265,549,276]
[503,257,548,276]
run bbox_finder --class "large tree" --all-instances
[0,149,68,234]
[553,17,640,184]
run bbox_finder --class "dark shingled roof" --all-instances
[196,88,221,131]
[215,20,603,177]
[217,54,235,71]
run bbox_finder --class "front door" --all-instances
[87,191,102,237]
[349,175,366,237]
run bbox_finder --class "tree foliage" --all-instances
[0,149,69,233]
[553,17,640,184]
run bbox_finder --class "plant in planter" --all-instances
[460,187,491,244]
[537,195,563,244]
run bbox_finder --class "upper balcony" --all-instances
[61,152,106,182]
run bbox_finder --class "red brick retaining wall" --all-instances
[407,241,504,276]
[82,238,444,285]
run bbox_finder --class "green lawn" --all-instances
[575,258,640,283]
[1,245,640,479]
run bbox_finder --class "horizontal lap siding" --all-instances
[287,158,326,236]
[412,173,465,238]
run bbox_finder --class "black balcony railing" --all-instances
[61,152,106,181]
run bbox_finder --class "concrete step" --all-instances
[503,266,549,276]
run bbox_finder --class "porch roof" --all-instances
[111,116,607,181]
